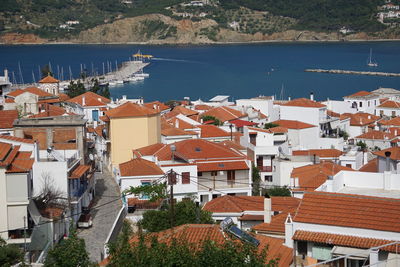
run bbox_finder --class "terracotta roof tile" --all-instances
[166,117,197,130]
[172,106,198,116]
[218,140,245,151]
[327,110,340,118]
[252,211,290,234]
[6,89,25,98]
[0,110,18,129]
[38,75,59,83]
[238,214,264,221]
[340,113,379,126]
[379,117,400,126]
[230,119,258,127]
[105,102,158,118]
[135,139,245,161]
[119,158,164,177]
[0,142,12,161]
[7,158,34,173]
[30,104,70,118]
[194,104,212,111]
[359,158,378,172]
[374,147,400,160]
[268,126,288,133]
[201,106,246,122]
[24,87,54,97]
[198,125,230,138]
[344,91,374,98]
[293,192,400,232]
[282,98,326,108]
[2,146,19,166]
[293,230,399,253]
[355,130,396,140]
[377,100,400,109]
[127,198,162,209]
[68,91,110,107]
[69,165,90,179]
[197,160,249,172]
[161,127,196,136]
[291,162,354,191]
[292,149,343,158]
[272,120,316,129]
[5,98,14,103]
[144,101,170,112]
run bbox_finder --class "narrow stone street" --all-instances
[77,169,122,263]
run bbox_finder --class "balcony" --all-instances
[258,166,272,172]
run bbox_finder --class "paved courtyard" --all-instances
[77,169,122,263]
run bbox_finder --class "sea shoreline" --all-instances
[1,38,400,46]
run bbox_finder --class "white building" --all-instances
[376,100,400,117]
[343,90,380,114]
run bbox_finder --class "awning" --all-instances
[331,246,369,260]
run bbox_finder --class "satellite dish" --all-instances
[89,154,94,161]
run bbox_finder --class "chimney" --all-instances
[175,119,179,129]
[82,96,86,106]
[288,96,291,101]
[33,141,39,162]
[122,95,127,101]
[385,151,391,172]
[310,92,314,101]
[264,196,272,224]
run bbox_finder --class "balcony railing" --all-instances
[258,166,272,172]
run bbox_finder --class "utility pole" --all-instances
[168,170,176,228]
[23,216,27,252]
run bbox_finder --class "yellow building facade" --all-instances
[105,102,161,167]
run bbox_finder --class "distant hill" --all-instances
[0,0,399,44]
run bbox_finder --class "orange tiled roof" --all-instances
[68,91,110,107]
[345,91,373,98]
[272,120,316,130]
[58,93,70,101]
[4,98,14,103]
[197,160,248,172]
[40,206,64,219]
[203,195,264,213]
[119,158,164,177]
[144,101,170,112]
[135,139,245,162]
[327,110,340,118]
[374,146,400,160]
[271,197,301,212]
[105,102,158,118]
[0,142,12,162]
[293,230,399,253]
[355,130,396,140]
[70,165,90,179]
[282,98,326,108]
[0,110,18,129]
[268,126,288,133]
[201,106,246,123]
[340,112,379,126]
[30,104,70,118]
[238,214,264,221]
[377,100,400,109]
[94,125,105,138]
[6,89,25,98]
[127,198,162,209]
[194,104,212,111]
[166,117,196,130]
[172,105,198,116]
[292,149,343,158]
[252,211,291,234]
[379,117,400,126]
[198,125,230,138]
[24,87,54,97]
[39,75,59,83]
[294,192,400,232]
[218,140,245,151]
[0,135,34,144]
[359,158,378,172]
[291,162,354,191]
[7,156,34,173]
[161,127,196,136]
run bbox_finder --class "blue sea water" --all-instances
[0,42,400,102]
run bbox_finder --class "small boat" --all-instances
[115,80,124,84]
[367,48,378,67]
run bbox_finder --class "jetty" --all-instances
[305,69,400,77]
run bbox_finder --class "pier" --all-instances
[305,69,400,77]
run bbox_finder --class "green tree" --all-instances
[0,238,23,266]
[66,80,86,98]
[108,223,275,267]
[264,122,279,129]
[140,200,214,232]
[89,78,110,99]
[265,186,291,197]
[252,163,261,196]
[356,140,367,150]
[201,115,222,126]
[44,228,90,267]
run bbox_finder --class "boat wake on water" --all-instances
[152,57,201,64]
